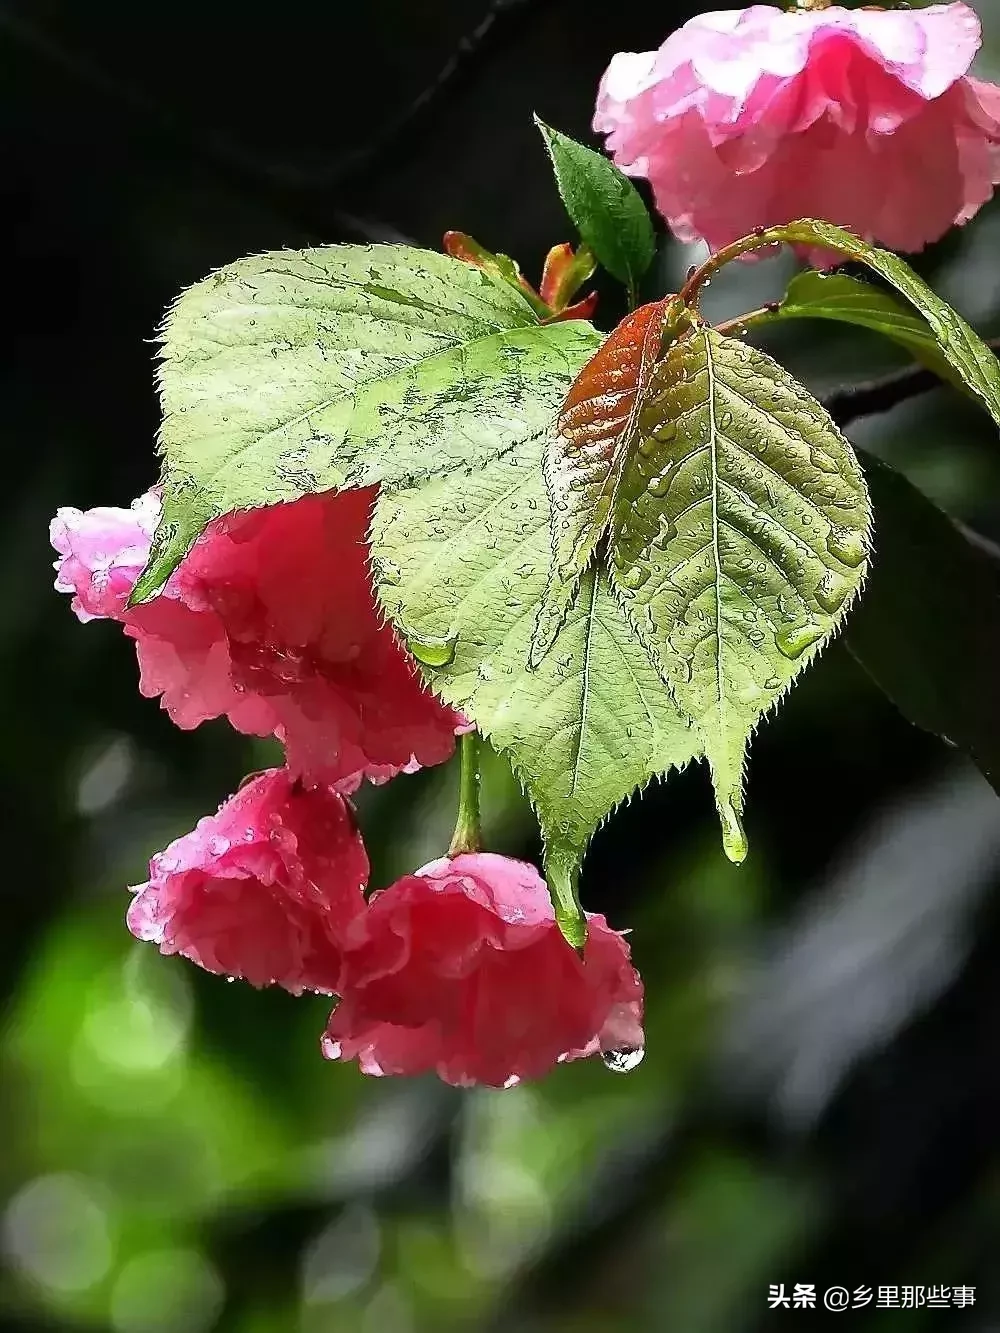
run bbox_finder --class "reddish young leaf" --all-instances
[530,295,685,666]
[539,241,597,314]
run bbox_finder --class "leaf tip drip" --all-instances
[718,795,749,864]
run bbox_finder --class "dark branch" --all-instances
[310,0,552,191]
[820,337,1000,430]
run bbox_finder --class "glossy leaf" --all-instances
[772,220,1000,430]
[848,450,1000,795]
[131,244,599,601]
[372,434,700,946]
[609,328,871,859]
[531,297,682,665]
[535,117,656,299]
[765,271,959,388]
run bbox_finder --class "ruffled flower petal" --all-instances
[594,2,1000,257]
[128,769,369,993]
[51,489,464,791]
[323,853,644,1088]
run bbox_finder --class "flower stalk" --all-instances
[448,731,484,856]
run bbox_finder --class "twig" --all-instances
[819,338,1000,429]
[309,0,551,190]
[0,7,413,245]
[822,364,945,429]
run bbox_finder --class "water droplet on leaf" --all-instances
[775,622,823,659]
[810,445,839,475]
[653,516,677,548]
[719,799,748,864]
[826,525,865,568]
[622,564,650,590]
[815,570,849,613]
[403,629,457,668]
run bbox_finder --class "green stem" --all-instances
[712,306,775,338]
[448,731,484,856]
[546,852,587,953]
[678,223,854,311]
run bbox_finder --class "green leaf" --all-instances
[531,297,683,665]
[764,271,960,388]
[372,434,700,945]
[535,117,656,299]
[608,328,871,859]
[848,450,1000,795]
[773,220,1000,429]
[131,244,599,601]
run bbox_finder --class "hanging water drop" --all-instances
[719,799,748,864]
[653,515,677,548]
[602,1045,645,1074]
[775,621,824,659]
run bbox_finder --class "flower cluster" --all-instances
[595,1,1000,259]
[52,489,643,1087]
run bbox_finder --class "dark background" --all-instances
[4,1,1000,1329]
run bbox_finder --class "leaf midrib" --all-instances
[704,333,726,737]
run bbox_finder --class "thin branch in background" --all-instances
[820,337,1000,429]
[311,0,552,191]
[0,6,413,245]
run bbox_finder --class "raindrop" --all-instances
[826,525,865,568]
[719,799,748,864]
[815,570,849,614]
[403,629,457,668]
[653,515,677,548]
[647,469,674,498]
[775,621,824,659]
[622,564,650,590]
[809,445,839,475]
[601,1045,645,1074]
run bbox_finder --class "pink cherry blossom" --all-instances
[50,488,463,791]
[594,2,1000,260]
[322,853,644,1088]
[128,769,368,993]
